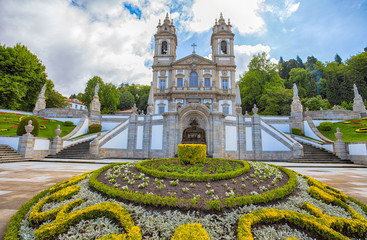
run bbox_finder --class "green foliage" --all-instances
[319,121,333,131]
[288,68,317,98]
[88,124,102,133]
[317,118,367,142]
[16,116,40,136]
[239,52,284,113]
[118,91,135,110]
[171,223,210,240]
[64,121,74,127]
[291,128,302,135]
[303,95,331,110]
[100,83,120,114]
[341,101,353,110]
[80,76,104,107]
[258,87,292,115]
[0,43,51,111]
[178,144,206,165]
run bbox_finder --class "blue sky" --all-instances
[0,0,366,96]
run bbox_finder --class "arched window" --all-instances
[189,72,198,87]
[220,40,227,54]
[161,41,168,55]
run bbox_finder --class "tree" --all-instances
[69,93,77,99]
[288,68,317,98]
[46,90,69,108]
[335,54,342,64]
[296,56,305,69]
[118,83,150,111]
[118,91,135,110]
[99,83,120,114]
[239,52,284,113]
[0,43,50,111]
[258,87,293,115]
[304,95,331,110]
[80,76,104,107]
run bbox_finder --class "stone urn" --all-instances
[334,127,343,141]
[55,125,62,137]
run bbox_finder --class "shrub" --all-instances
[171,223,210,240]
[177,144,206,165]
[64,121,74,127]
[89,124,102,133]
[291,128,302,135]
[319,121,333,131]
[16,116,40,136]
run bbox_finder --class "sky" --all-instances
[0,0,366,97]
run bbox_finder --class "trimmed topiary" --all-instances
[291,128,302,135]
[64,121,74,127]
[319,121,333,131]
[16,116,40,136]
[177,144,206,165]
[171,223,210,240]
[88,124,102,133]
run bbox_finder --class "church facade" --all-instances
[90,14,304,160]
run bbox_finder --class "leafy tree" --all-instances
[69,93,77,99]
[288,68,317,98]
[341,101,353,110]
[99,83,120,114]
[118,91,135,110]
[46,90,69,108]
[118,83,150,111]
[335,54,342,64]
[239,52,284,113]
[304,95,331,110]
[258,87,292,115]
[296,56,305,69]
[0,43,50,111]
[279,58,298,82]
[80,76,104,107]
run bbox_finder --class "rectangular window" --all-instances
[223,106,229,114]
[222,79,228,89]
[80,106,82,109]
[75,105,77,109]
[160,79,165,89]
[177,78,183,87]
[204,78,210,87]
[159,106,165,114]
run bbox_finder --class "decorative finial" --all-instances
[220,12,223,19]
[215,18,217,25]
[158,19,161,25]
[228,18,230,24]
[25,120,34,135]
[166,13,169,19]
[55,125,62,137]
[334,127,343,141]
[252,104,258,115]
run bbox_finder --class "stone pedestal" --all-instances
[89,138,99,155]
[89,95,101,125]
[50,137,63,155]
[334,128,348,160]
[291,96,304,132]
[18,134,35,158]
[353,97,366,114]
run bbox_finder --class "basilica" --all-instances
[90,13,303,160]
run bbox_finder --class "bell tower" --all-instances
[210,13,235,65]
[153,13,177,65]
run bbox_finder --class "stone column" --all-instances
[143,115,152,158]
[164,112,178,158]
[252,105,262,160]
[127,114,137,158]
[18,120,35,158]
[50,125,63,155]
[333,128,349,160]
[211,112,225,158]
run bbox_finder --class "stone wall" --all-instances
[305,110,360,121]
[37,108,88,118]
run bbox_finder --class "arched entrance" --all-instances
[181,119,206,144]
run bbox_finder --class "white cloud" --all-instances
[184,0,266,35]
[264,0,300,21]
[0,0,169,96]
[234,44,271,78]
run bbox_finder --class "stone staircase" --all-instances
[292,143,352,164]
[45,140,101,159]
[0,145,26,163]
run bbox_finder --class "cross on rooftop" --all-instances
[191,43,197,54]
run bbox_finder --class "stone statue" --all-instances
[184,77,188,87]
[39,84,46,98]
[353,84,360,98]
[132,103,138,114]
[25,120,34,135]
[252,104,258,114]
[94,83,99,96]
[293,83,298,97]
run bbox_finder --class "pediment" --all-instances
[173,54,215,66]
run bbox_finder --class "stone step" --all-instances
[45,140,100,159]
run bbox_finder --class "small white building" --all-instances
[67,99,87,110]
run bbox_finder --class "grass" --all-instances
[317,118,367,142]
[0,112,76,138]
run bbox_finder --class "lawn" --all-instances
[317,118,367,142]
[0,112,76,138]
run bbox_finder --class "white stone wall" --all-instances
[151,125,163,150]
[225,125,237,151]
[102,128,128,149]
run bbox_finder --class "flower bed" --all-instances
[6,160,367,239]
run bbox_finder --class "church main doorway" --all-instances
[181,119,206,144]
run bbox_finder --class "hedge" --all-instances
[90,162,297,211]
[89,124,102,133]
[291,128,302,135]
[319,121,333,131]
[16,116,40,136]
[171,223,210,240]
[177,144,206,165]
[136,158,250,181]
